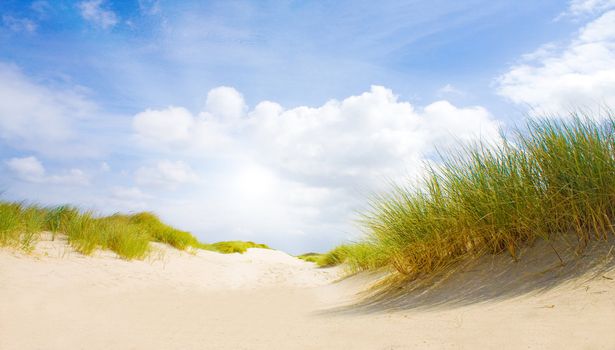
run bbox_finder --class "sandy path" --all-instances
[1,236,614,349]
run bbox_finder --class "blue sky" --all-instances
[1,0,615,253]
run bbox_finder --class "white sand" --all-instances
[1,234,614,349]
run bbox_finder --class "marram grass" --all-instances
[296,252,325,264]
[198,240,270,254]
[328,115,615,279]
[297,243,387,268]
[0,203,269,260]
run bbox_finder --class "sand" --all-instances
[1,234,614,350]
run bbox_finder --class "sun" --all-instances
[233,165,276,200]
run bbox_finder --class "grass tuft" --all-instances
[199,240,271,254]
[296,252,324,264]
[122,212,198,250]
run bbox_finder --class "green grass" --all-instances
[332,115,615,279]
[297,244,388,269]
[113,212,199,250]
[296,252,324,264]
[0,202,44,251]
[198,240,270,254]
[0,203,270,260]
[316,243,388,269]
[317,245,350,267]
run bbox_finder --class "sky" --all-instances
[1,0,615,254]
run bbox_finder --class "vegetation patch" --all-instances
[331,115,615,280]
[297,244,388,269]
[0,203,269,260]
[199,241,271,254]
[296,252,324,264]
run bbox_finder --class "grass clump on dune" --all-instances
[296,252,324,264]
[317,245,351,267]
[335,115,615,279]
[0,202,44,251]
[298,243,387,269]
[199,240,270,254]
[0,203,272,259]
[315,243,388,269]
[116,212,198,250]
[0,204,198,259]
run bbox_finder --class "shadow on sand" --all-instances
[325,236,615,315]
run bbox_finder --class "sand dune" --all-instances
[1,234,614,349]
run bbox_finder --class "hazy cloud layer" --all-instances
[0,63,97,156]
[6,156,89,186]
[78,0,118,29]
[563,0,615,17]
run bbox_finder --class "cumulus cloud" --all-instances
[498,10,615,115]
[204,86,247,121]
[78,0,118,29]
[131,86,501,249]
[0,62,96,155]
[5,156,89,185]
[135,160,198,189]
[135,85,499,184]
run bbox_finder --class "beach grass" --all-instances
[297,243,387,268]
[328,114,615,279]
[0,203,269,259]
[199,240,271,254]
[296,252,324,264]
[0,202,43,251]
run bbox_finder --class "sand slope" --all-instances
[1,235,614,349]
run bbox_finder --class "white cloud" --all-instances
[134,86,500,186]
[0,62,97,155]
[247,86,499,185]
[204,86,247,121]
[497,10,615,116]
[5,156,45,182]
[135,160,198,189]
[5,156,89,186]
[561,0,615,17]
[2,15,37,33]
[133,106,236,153]
[133,106,194,145]
[437,84,465,97]
[78,0,118,29]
